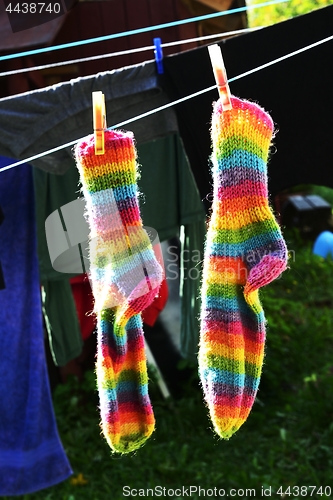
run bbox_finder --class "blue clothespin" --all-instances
[153,37,163,75]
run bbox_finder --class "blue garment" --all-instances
[0,157,72,496]
[313,231,333,259]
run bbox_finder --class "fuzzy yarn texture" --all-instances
[199,96,288,439]
[75,129,163,453]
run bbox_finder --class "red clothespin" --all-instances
[92,91,106,155]
[208,44,232,111]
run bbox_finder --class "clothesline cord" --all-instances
[0,27,261,78]
[162,27,261,48]
[1,31,332,174]
[0,0,287,62]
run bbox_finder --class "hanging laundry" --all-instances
[163,4,333,207]
[198,97,288,439]
[41,279,83,366]
[74,129,164,453]
[0,61,178,174]
[33,165,83,366]
[0,156,72,496]
[0,52,206,361]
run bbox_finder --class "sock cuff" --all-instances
[75,130,137,195]
[211,96,274,173]
[75,130,143,231]
[212,96,274,134]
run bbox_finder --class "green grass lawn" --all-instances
[7,230,333,500]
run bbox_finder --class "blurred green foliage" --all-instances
[248,0,333,27]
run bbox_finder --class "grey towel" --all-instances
[0,61,178,174]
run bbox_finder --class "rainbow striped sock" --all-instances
[199,96,288,439]
[75,129,162,453]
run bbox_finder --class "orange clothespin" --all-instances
[92,91,106,155]
[208,44,232,111]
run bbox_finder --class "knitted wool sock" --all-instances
[199,96,288,439]
[75,129,162,452]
